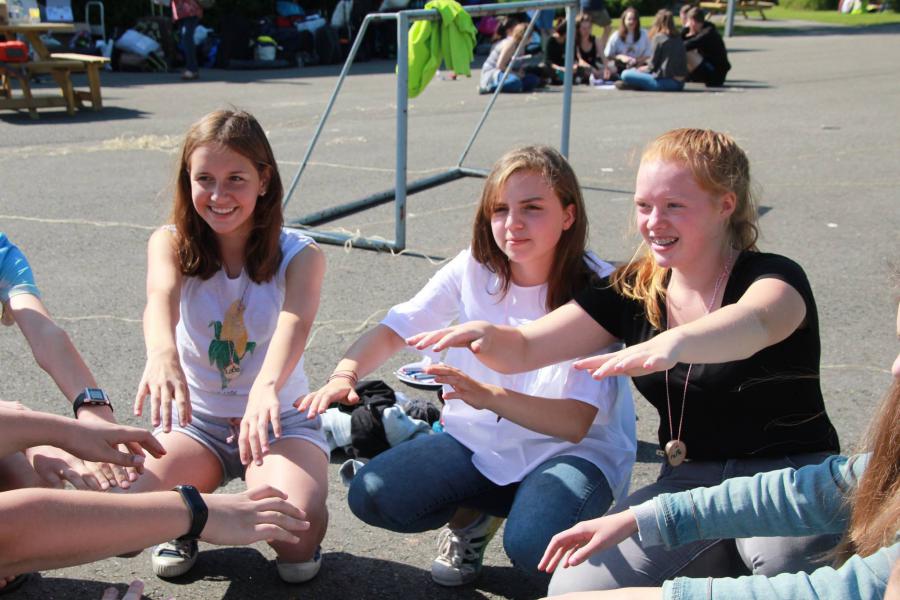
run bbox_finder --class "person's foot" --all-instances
[151,539,198,578]
[276,547,323,583]
[181,70,199,81]
[615,80,636,90]
[430,514,503,587]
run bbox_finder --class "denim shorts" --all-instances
[156,409,329,484]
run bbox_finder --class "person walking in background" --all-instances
[172,0,203,80]
[616,9,686,92]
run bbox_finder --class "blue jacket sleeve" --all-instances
[663,540,899,600]
[634,455,865,549]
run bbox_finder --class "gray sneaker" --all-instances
[430,514,503,587]
[151,539,198,579]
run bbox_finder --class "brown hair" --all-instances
[834,378,900,564]
[170,109,284,283]
[617,7,642,43]
[471,145,592,311]
[575,12,593,42]
[687,6,708,24]
[648,9,677,38]
[610,128,759,329]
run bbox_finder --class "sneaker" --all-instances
[276,547,322,583]
[181,70,199,81]
[430,514,503,587]
[151,539,198,579]
[615,80,636,90]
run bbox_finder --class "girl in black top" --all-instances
[683,7,731,87]
[409,129,840,594]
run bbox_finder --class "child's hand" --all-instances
[57,418,166,469]
[26,445,104,490]
[538,510,639,573]
[240,383,281,466]
[134,348,190,432]
[425,364,498,411]
[574,331,680,380]
[294,378,360,419]
[406,320,493,353]
[201,485,309,546]
[0,399,26,412]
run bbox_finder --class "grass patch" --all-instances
[764,6,900,24]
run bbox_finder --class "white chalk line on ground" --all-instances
[0,214,155,231]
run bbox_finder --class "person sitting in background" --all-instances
[574,13,606,84]
[479,18,541,94]
[682,7,731,87]
[616,9,687,92]
[579,0,612,58]
[604,8,651,80]
[1,233,141,492]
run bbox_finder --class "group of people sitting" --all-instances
[479,4,732,94]
[1,111,898,600]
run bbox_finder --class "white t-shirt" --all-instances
[381,249,636,498]
[605,29,652,61]
[174,228,314,419]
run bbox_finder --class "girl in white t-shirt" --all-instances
[297,145,636,587]
[126,110,328,584]
[604,7,652,79]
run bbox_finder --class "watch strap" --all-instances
[174,484,209,541]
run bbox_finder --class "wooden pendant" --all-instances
[665,439,687,467]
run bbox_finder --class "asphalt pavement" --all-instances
[1,18,898,600]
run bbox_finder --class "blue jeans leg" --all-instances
[178,16,200,73]
[621,68,684,91]
[348,433,510,533]
[503,456,613,574]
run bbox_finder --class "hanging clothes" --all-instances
[407,0,476,98]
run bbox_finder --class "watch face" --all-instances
[87,388,107,401]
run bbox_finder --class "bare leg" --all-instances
[244,438,328,562]
[0,452,44,491]
[120,431,223,495]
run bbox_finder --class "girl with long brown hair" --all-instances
[604,7,651,79]
[126,109,329,584]
[298,145,636,587]
[410,128,841,592]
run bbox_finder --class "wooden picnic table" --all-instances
[0,22,109,119]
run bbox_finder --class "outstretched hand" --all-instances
[538,510,639,574]
[201,485,310,546]
[134,349,191,433]
[574,333,680,380]
[239,384,282,466]
[406,320,493,354]
[425,363,498,410]
[59,418,166,469]
[295,378,360,419]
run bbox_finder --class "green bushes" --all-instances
[779,0,839,10]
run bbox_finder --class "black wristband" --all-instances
[173,484,208,541]
[72,388,113,417]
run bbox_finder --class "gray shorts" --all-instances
[157,409,329,484]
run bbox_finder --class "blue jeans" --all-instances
[621,68,684,91]
[348,432,614,574]
[177,16,200,73]
[489,72,540,93]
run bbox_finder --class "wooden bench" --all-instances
[0,53,108,119]
[699,0,775,20]
[48,52,109,110]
